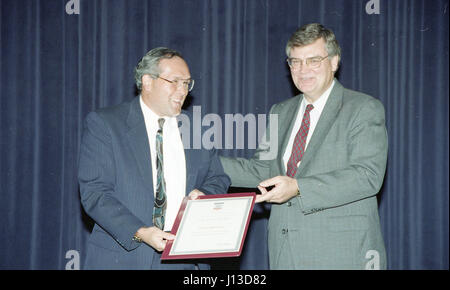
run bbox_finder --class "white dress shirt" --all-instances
[283,81,335,172]
[140,96,186,231]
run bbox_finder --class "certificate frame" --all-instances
[161,192,256,260]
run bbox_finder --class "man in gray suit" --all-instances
[221,23,388,269]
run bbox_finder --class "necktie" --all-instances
[153,118,167,230]
[286,104,314,177]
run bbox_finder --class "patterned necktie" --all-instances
[286,104,314,177]
[153,118,167,230]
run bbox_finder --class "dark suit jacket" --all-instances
[78,97,230,269]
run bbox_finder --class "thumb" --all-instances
[162,231,175,241]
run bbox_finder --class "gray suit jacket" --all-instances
[221,80,388,269]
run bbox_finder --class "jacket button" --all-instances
[282,229,288,234]
[286,201,292,207]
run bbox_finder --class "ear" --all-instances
[141,74,154,92]
[331,55,340,73]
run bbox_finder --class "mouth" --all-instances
[299,76,315,84]
[172,99,184,108]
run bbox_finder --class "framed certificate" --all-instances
[161,192,256,260]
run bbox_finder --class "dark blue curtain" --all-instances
[1,0,448,270]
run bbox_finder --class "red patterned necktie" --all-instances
[286,104,314,177]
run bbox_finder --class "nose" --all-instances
[173,82,188,97]
[177,83,188,94]
[298,62,312,74]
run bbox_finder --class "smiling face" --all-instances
[289,38,339,103]
[141,56,191,117]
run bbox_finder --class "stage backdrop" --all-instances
[0,0,448,270]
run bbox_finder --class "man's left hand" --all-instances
[256,176,299,204]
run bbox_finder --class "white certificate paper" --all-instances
[161,193,256,260]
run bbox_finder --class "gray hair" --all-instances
[286,23,341,61]
[134,47,183,91]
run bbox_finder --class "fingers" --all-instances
[255,194,273,203]
[153,231,175,252]
[256,176,299,204]
[188,189,206,200]
[154,240,167,252]
[143,226,176,252]
[162,231,175,241]
[256,185,273,203]
[256,177,282,203]
[257,185,266,193]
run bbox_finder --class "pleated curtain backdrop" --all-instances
[0,0,448,270]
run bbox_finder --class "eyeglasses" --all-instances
[157,76,195,92]
[286,55,329,70]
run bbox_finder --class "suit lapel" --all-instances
[126,97,154,193]
[297,80,344,175]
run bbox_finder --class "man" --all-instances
[78,47,230,269]
[221,23,388,269]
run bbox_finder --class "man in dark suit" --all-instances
[221,23,388,269]
[78,47,230,269]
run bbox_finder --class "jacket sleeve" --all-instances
[220,105,278,187]
[197,147,232,195]
[78,112,146,251]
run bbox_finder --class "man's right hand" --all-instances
[135,227,175,252]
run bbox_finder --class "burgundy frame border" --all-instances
[161,192,256,260]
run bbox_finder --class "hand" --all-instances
[256,176,299,204]
[135,226,175,252]
[188,189,205,200]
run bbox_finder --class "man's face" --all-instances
[289,38,339,102]
[142,56,191,117]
